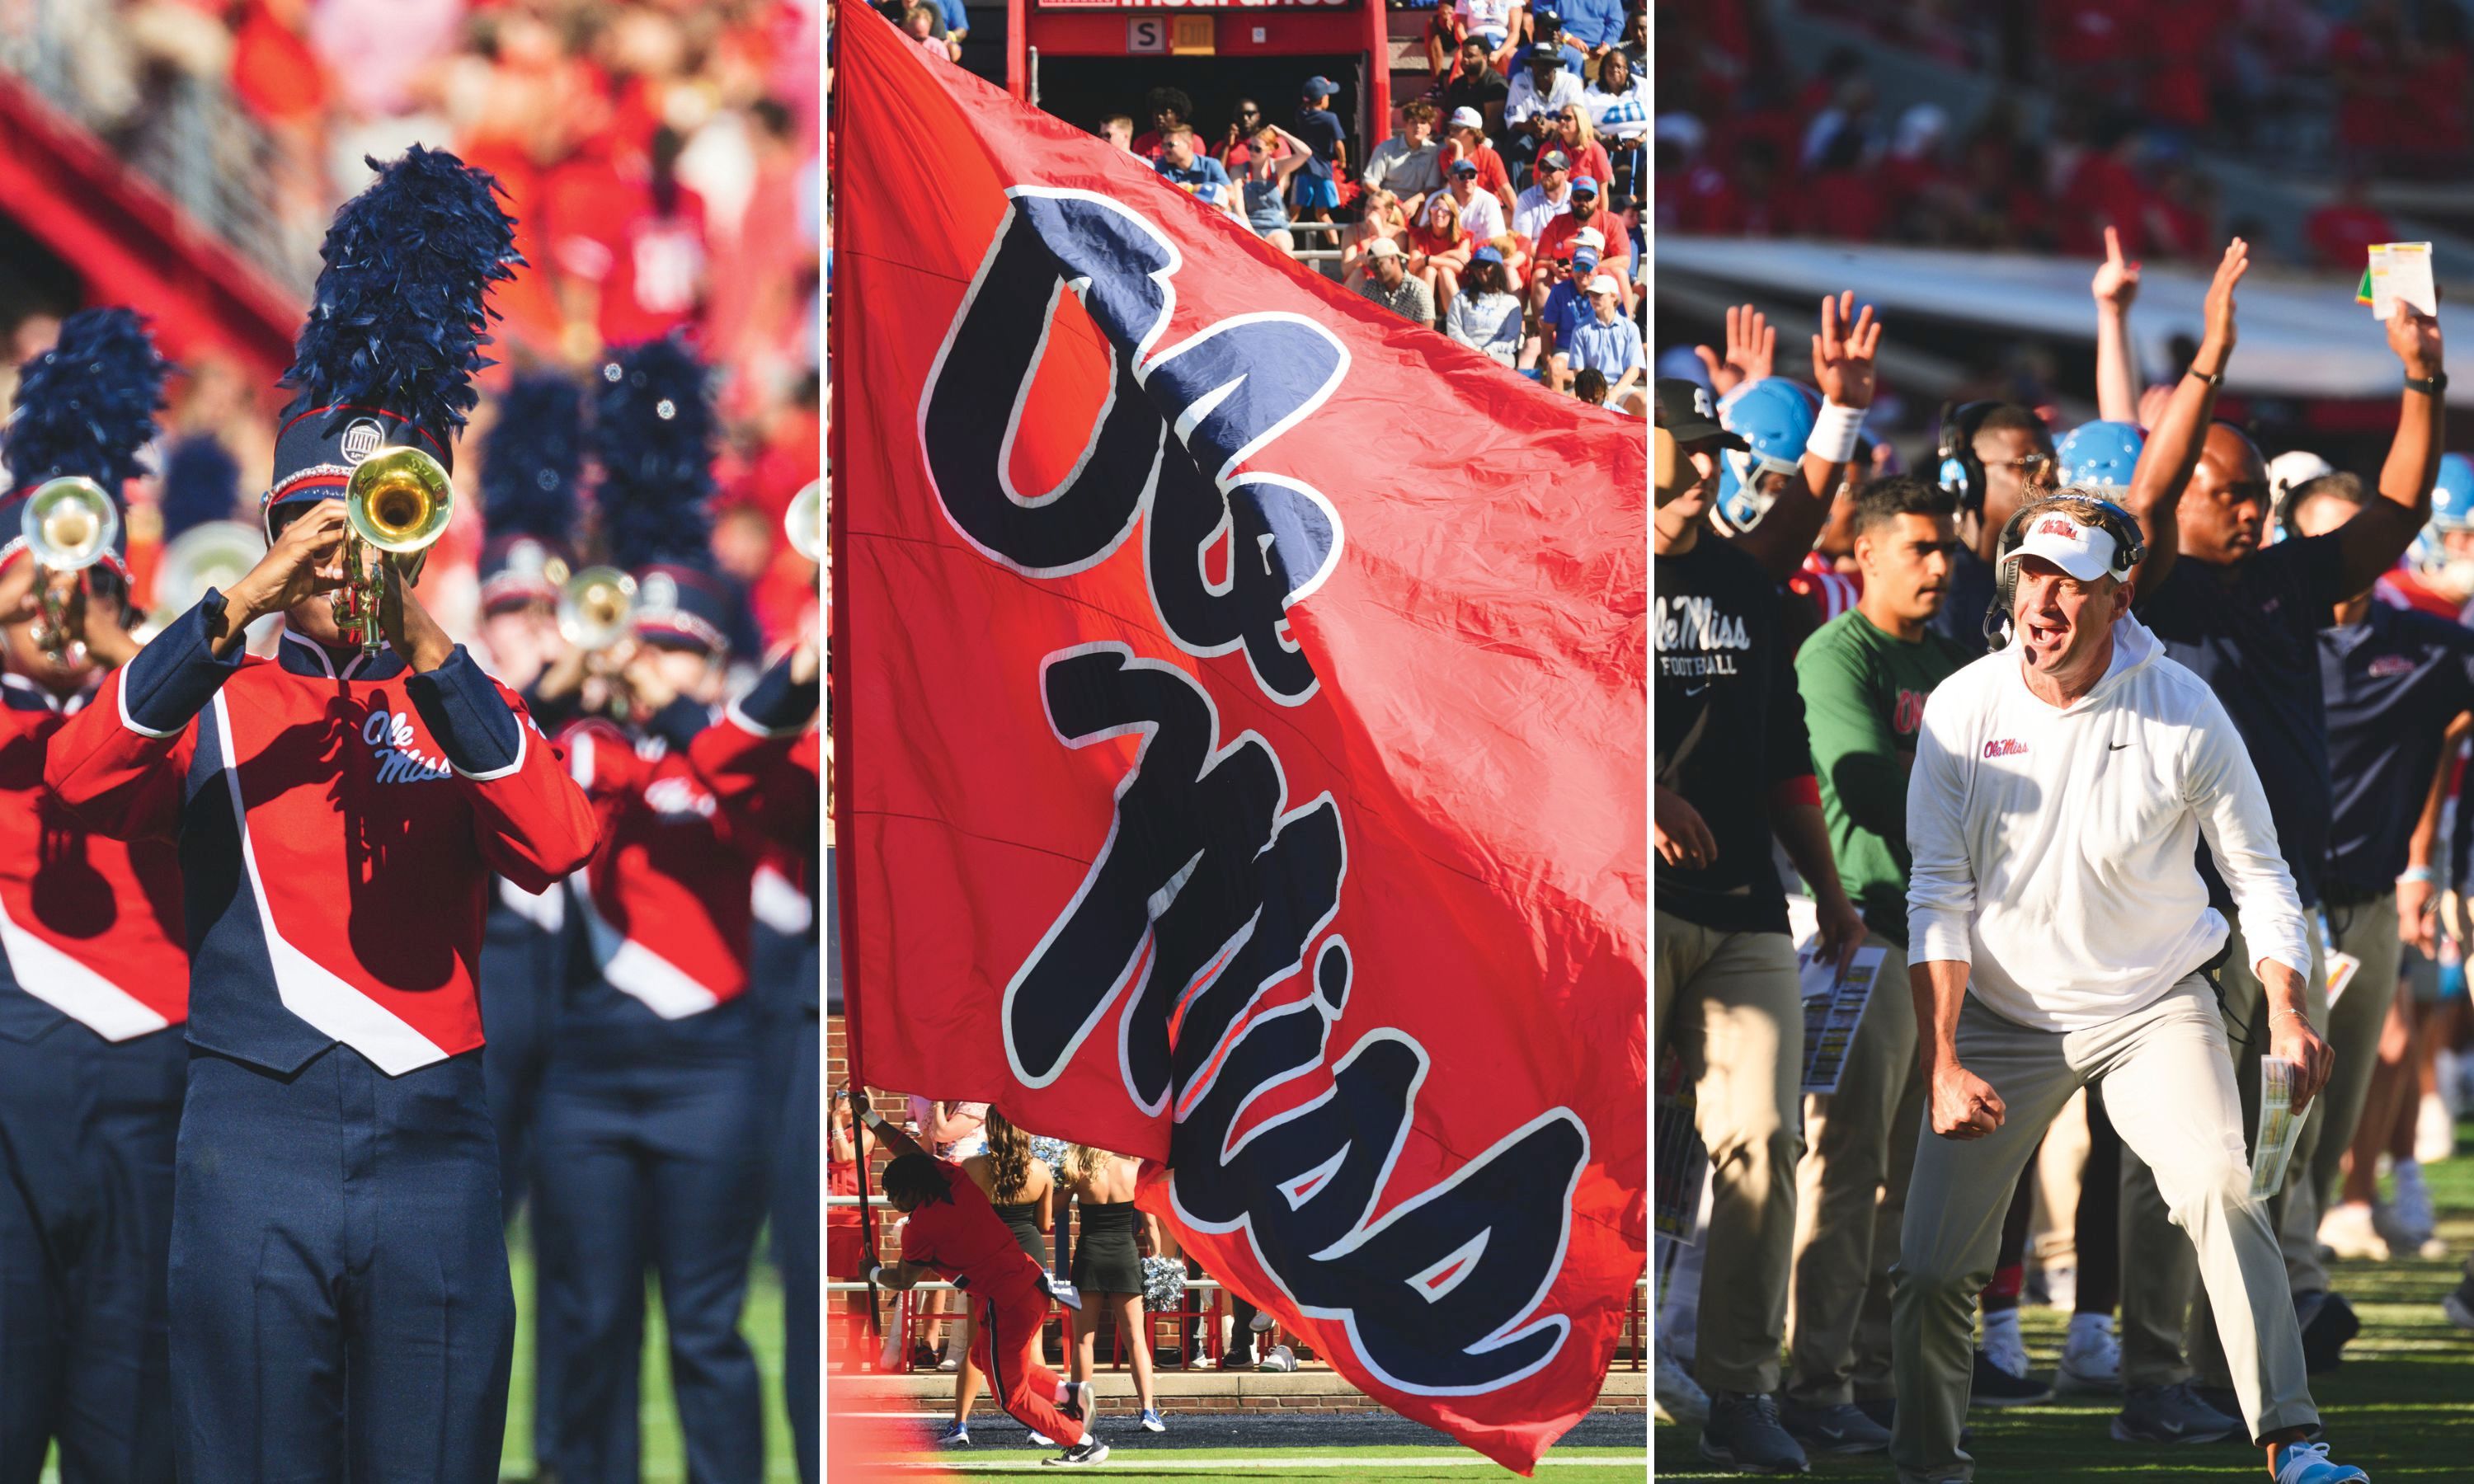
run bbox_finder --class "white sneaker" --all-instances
[2318,1201,2392,1262]
[2418,1092,2457,1165]
[1249,1309,1275,1333]
[2269,1439,2368,1482]
[1653,1345,1710,1428]
[1981,1308,2031,1379]
[2041,1262,2077,1314]
[2058,1313,2121,1392]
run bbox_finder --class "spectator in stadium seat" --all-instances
[1238,123,1314,252]
[1555,0,1622,69]
[1100,115,1136,153]
[1530,238,1599,378]
[1584,49,1649,197]
[1781,475,1973,1457]
[1564,275,1643,409]
[2303,178,2396,273]
[934,0,970,46]
[1216,101,1275,171]
[1154,126,1242,222]
[1131,87,1195,161]
[1533,178,1627,301]
[1355,239,1436,330]
[1442,107,1520,215]
[1454,0,1522,69]
[1572,367,1610,406]
[1434,157,1508,242]
[1436,37,1512,139]
[1511,5,1587,78]
[1444,245,1522,366]
[1291,77,1348,226]
[1363,101,1446,219]
[1547,106,1615,195]
[1407,191,1478,306]
[1512,148,1576,242]
[1504,49,1583,176]
[905,6,957,62]
[1342,188,1413,289]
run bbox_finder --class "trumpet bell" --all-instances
[154,520,268,621]
[786,479,821,563]
[346,447,454,556]
[21,477,120,572]
[559,566,638,650]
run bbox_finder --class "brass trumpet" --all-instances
[786,479,821,563]
[333,447,454,656]
[557,566,637,651]
[20,476,121,663]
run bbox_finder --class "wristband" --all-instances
[1805,399,1865,465]
[2402,866,2439,885]
[863,1109,888,1133]
[2407,372,2448,396]
[2186,367,2224,387]
[868,1264,887,1285]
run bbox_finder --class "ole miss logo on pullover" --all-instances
[45,598,600,1075]
[0,675,188,1042]
[561,660,816,1020]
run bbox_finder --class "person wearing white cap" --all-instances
[1894,494,2371,1484]
[1353,237,1435,329]
[1560,272,1643,409]
[1443,106,1521,215]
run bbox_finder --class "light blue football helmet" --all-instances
[2056,420,2144,495]
[2413,453,2474,571]
[1714,378,1819,535]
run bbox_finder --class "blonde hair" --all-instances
[1067,1144,1129,1186]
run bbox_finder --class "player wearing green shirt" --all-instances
[1781,476,1981,1451]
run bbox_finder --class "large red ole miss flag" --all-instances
[829,1,1646,1470]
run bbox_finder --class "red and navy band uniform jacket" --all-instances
[0,676,190,1045]
[562,658,819,1026]
[44,593,600,1077]
[689,658,821,1011]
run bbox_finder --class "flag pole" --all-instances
[825,55,883,1355]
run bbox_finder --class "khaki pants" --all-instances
[1891,979,2316,1483]
[1653,910,1802,1396]
[2180,926,2331,1389]
[2277,892,2405,1290]
[1785,932,1921,1407]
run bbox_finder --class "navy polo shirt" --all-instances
[2138,533,2347,909]
[2322,602,2474,897]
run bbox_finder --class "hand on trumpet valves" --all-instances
[214,504,350,656]
[73,575,138,669]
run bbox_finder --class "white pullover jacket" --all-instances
[1906,613,2312,1031]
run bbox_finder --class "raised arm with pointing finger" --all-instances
[1720,293,1884,582]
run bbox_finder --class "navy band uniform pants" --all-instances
[538,995,765,1483]
[169,1046,512,1484]
[0,1021,184,1484]
[776,1006,820,1482]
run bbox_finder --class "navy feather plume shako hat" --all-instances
[590,338,733,655]
[477,372,584,613]
[0,306,172,577]
[265,146,522,533]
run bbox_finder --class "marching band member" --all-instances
[694,636,821,1482]
[534,337,771,1482]
[0,309,190,1483]
[45,148,600,1481]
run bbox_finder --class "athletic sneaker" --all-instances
[2110,1381,2240,1444]
[1140,1408,1167,1434]
[2316,1202,2391,1262]
[936,1421,971,1447]
[2441,1275,2474,1330]
[1654,1346,1710,1429]
[1029,1432,1056,1448]
[2058,1313,2122,1392]
[937,1355,961,1374]
[2298,1291,2360,1374]
[2391,1159,2436,1241]
[1778,1399,1889,1455]
[2269,1440,2369,1483]
[1980,1308,2032,1378]
[1696,1392,1809,1475]
[1249,1309,1275,1333]
[2415,1092,2455,1165]
[1968,1347,2051,1407]
[1044,1440,1111,1467]
[1060,1382,1095,1425]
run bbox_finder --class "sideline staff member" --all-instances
[1894,496,2366,1484]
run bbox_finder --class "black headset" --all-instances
[1982,492,2149,651]
[1936,400,2002,514]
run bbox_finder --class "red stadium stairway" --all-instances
[0,71,299,381]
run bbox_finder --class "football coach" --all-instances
[1888,493,2368,1484]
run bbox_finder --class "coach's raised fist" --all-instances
[1931,1063,2005,1141]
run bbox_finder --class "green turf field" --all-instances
[1653,1134,2474,1479]
[912,1444,1651,1479]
